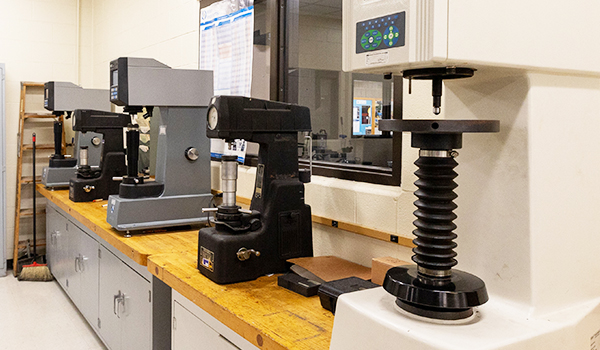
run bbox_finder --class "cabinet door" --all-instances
[172,301,240,350]
[98,245,123,350]
[77,229,99,327]
[64,222,81,305]
[120,267,151,350]
[53,213,69,289]
[45,206,58,273]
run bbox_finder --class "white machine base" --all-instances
[330,287,600,350]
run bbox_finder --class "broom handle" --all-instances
[32,133,36,260]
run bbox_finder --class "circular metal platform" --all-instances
[383,265,489,320]
[379,119,500,133]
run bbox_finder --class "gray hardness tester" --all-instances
[42,81,108,188]
[106,57,214,236]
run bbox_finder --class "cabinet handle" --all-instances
[74,256,80,272]
[79,255,88,272]
[51,231,60,245]
[121,294,128,316]
[113,293,121,319]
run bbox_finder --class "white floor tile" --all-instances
[0,271,107,350]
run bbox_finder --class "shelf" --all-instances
[23,113,56,119]
[17,239,46,250]
[21,82,45,88]
[22,144,54,150]
[19,208,46,217]
[20,176,43,184]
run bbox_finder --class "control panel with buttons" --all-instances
[355,12,405,54]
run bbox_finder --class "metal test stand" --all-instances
[330,1,600,349]
[106,57,214,235]
[197,96,313,284]
[68,109,129,202]
[41,82,108,188]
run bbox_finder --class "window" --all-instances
[201,0,402,185]
[283,0,402,185]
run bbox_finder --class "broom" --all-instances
[18,132,53,281]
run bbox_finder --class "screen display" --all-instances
[111,70,118,87]
[353,98,384,136]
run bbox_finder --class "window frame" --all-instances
[278,0,402,186]
[201,0,403,186]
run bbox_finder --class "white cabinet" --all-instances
[45,203,162,350]
[46,205,69,289]
[172,290,258,350]
[98,245,151,350]
[46,205,100,328]
[72,223,100,326]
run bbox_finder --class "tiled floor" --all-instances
[0,270,107,350]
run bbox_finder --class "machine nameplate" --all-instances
[200,246,214,272]
[366,51,389,66]
[254,164,264,199]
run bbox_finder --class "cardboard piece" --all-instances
[287,256,371,282]
[371,256,411,285]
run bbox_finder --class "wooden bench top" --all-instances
[38,185,334,349]
[37,186,199,266]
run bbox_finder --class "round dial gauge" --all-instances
[207,106,218,130]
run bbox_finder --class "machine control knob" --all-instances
[83,185,95,193]
[91,136,101,146]
[237,247,260,261]
[185,147,199,161]
[249,218,262,232]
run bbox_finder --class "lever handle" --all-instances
[237,247,260,261]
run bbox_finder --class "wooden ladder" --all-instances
[12,82,66,276]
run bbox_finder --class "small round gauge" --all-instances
[207,106,218,130]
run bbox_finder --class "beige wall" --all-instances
[0,0,81,258]
[87,0,200,89]
[2,0,446,269]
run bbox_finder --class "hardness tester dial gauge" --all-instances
[208,106,218,130]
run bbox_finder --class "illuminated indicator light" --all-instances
[395,32,399,38]
[384,35,388,39]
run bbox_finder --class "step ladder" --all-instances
[12,82,66,276]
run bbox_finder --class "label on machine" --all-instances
[254,164,264,199]
[200,246,215,272]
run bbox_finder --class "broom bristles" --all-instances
[18,262,53,282]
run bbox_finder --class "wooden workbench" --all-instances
[37,185,198,266]
[37,186,334,350]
